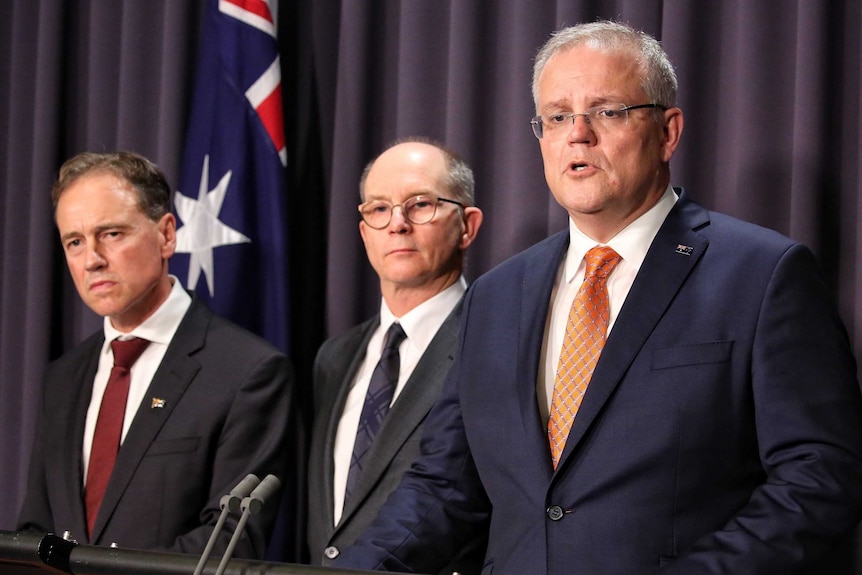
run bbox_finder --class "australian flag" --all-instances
[173,0,289,353]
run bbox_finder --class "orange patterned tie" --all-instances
[548,246,622,468]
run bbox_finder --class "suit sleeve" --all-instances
[660,243,862,574]
[17,391,53,534]
[167,348,298,559]
[17,351,85,537]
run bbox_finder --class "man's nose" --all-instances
[388,205,411,232]
[84,242,107,269]
[567,113,594,142]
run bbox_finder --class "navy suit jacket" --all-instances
[336,191,862,575]
[18,297,296,558]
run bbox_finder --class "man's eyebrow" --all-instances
[540,96,621,112]
[59,222,131,242]
[540,99,570,112]
[60,230,82,243]
[364,190,438,202]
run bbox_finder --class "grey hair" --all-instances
[532,20,678,111]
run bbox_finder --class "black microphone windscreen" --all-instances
[241,474,281,516]
[221,474,260,514]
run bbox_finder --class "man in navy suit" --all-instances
[332,20,862,575]
[18,151,295,558]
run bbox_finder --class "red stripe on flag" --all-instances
[221,0,273,24]
[256,85,285,153]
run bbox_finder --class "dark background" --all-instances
[2,0,861,569]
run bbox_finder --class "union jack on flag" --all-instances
[173,0,290,353]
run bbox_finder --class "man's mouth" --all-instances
[89,279,115,291]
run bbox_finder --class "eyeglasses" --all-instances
[530,103,666,140]
[358,195,465,229]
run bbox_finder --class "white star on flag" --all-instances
[174,155,250,296]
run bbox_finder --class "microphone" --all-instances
[214,474,281,575]
[192,474,260,575]
[221,474,261,514]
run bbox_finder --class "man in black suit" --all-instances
[17,151,296,558]
[307,137,486,574]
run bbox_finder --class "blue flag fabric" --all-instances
[174,0,289,353]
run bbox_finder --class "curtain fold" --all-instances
[1,0,65,528]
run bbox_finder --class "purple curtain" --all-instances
[319,0,862,348]
[2,0,861,569]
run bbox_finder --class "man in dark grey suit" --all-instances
[307,137,486,574]
[17,151,296,558]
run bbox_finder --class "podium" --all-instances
[0,530,396,575]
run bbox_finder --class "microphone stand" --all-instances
[192,474,260,575]
[214,474,281,575]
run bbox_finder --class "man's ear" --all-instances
[458,207,484,250]
[159,213,177,259]
[660,107,684,163]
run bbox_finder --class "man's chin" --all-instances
[84,297,123,319]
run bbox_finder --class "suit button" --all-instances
[547,505,565,521]
[324,546,340,559]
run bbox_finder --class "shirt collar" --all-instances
[564,186,678,282]
[379,276,467,350]
[103,275,193,345]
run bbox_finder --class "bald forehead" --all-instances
[365,143,448,197]
[373,142,446,171]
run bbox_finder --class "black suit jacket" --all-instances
[18,297,296,558]
[307,301,486,574]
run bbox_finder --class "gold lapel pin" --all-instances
[151,397,166,409]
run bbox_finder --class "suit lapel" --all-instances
[321,322,376,530]
[517,231,570,477]
[90,299,209,541]
[555,193,710,471]
[340,304,463,524]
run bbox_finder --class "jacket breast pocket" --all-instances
[650,340,733,370]
[145,436,200,456]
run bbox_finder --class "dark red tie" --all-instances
[84,337,150,536]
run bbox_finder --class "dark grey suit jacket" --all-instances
[307,300,486,574]
[18,297,296,559]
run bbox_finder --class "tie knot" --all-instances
[111,337,151,369]
[584,246,622,281]
[382,323,407,353]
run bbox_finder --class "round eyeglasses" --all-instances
[358,195,465,229]
[530,103,666,140]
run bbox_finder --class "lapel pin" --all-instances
[675,244,693,256]
[151,397,166,409]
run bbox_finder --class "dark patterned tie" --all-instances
[85,337,150,535]
[345,323,407,501]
